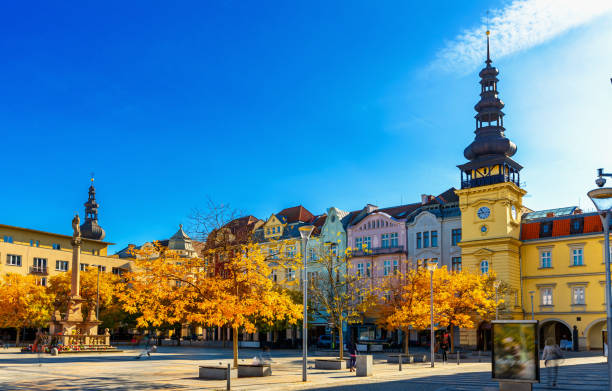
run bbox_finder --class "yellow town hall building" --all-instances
[456,33,608,350]
[0,180,130,285]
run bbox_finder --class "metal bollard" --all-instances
[457,349,460,365]
[227,363,231,390]
[399,353,402,371]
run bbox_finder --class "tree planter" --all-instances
[356,355,373,377]
[198,366,237,380]
[237,364,271,377]
[315,359,346,370]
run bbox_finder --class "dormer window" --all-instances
[570,218,584,234]
[540,222,553,238]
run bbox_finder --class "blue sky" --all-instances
[1,1,611,252]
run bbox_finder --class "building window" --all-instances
[80,263,89,271]
[286,246,296,258]
[570,218,584,234]
[355,237,363,250]
[431,231,438,247]
[357,263,364,276]
[393,260,399,274]
[286,268,295,281]
[308,248,315,261]
[364,236,371,250]
[52,243,61,250]
[330,244,338,256]
[112,267,124,276]
[451,229,462,246]
[390,232,398,247]
[480,260,489,274]
[381,234,389,248]
[56,260,69,271]
[366,262,371,277]
[540,251,552,268]
[416,232,422,249]
[452,257,462,272]
[37,277,47,287]
[271,269,278,283]
[7,254,21,266]
[541,287,553,305]
[572,286,585,305]
[3,236,13,243]
[423,232,429,248]
[97,265,106,272]
[383,260,391,276]
[572,248,584,266]
[33,258,47,273]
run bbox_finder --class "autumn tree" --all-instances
[377,266,502,353]
[309,245,375,360]
[0,274,54,345]
[122,200,302,367]
[48,267,122,322]
[376,267,431,354]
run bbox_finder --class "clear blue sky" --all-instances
[1,1,611,252]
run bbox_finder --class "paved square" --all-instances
[0,346,607,390]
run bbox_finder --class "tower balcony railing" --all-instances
[30,266,48,274]
[461,174,519,189]
[350,245,405,257]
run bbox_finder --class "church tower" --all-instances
[80,177,106,241]
[455,31,526,317]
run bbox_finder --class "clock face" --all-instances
[477,206,491,220]
[481,225,488,233]
[511,205,517,219]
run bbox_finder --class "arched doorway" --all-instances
[477,321,492,351]
[539,320,571,349]
[587,319,606,350]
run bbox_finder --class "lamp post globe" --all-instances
[298,225,315,382]
[587,183,612,391]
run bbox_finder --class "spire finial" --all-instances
[90,172,95,184]
[485,11,491,66]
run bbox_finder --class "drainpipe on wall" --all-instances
[519,253,526,319]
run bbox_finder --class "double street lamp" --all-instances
[299,225,315,382]
[426,260,437,368]
[587,168,612,390]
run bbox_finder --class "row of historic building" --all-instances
[2,33,610,351]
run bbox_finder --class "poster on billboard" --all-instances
[492,320,539,383]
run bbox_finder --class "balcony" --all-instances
[30,266,48,274]
[350,245,405,257]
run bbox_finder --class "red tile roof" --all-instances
[277,205,315,223]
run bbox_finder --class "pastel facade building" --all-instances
[406,189,462,271]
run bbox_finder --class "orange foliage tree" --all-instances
[119,242,302,367]
[0,273,54,345]
[377,265,501,353]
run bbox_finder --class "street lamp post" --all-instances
[587,168,612,391]
[494,281,501,321]
[299,225,315,383]
[529,291,535,320]
[427,261,437,368]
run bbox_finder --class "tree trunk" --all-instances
[338,326,344,360]
[176,327,181,346]
[403,327,409,354]
[15,328,20,347]
[450,325,455,353]
[233,326,239,368]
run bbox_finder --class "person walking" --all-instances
[440,332,449,364]
[542,338,564,387]
[347,342,357,372]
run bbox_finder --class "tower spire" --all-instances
[486,30,491,66]
[80,176,106,240]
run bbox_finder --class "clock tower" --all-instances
[455,31,526,317]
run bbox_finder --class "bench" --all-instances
[387,354,427,363]
[314,359,346,370]
[198,365,237,380]
[237,364,271,377]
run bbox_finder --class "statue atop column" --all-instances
[72,214,81,239]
